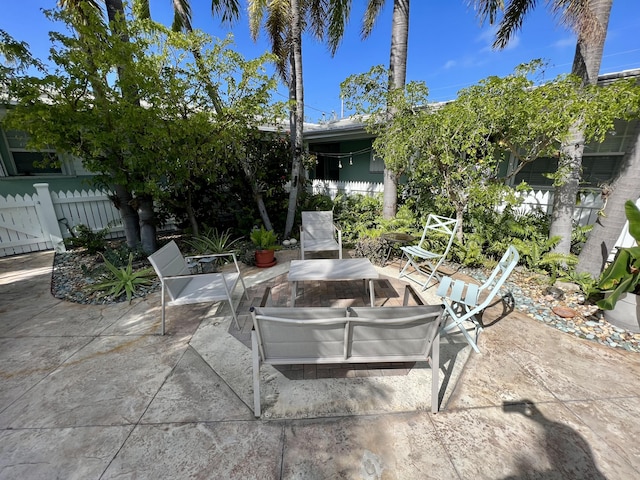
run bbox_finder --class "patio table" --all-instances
[288,258,379,307]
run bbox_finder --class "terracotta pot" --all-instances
[603,292,640,333]
[254,249,276,268]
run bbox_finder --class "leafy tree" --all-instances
[344,62,639,246]
[473,0,614,255]
[4,8,280,250]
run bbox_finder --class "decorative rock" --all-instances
[552,305,578,318]
[289,238,297,245]
[545,286,565,300]
[283,240,291,246]
[554,281,581,293]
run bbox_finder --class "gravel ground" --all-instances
[51,246,640,353]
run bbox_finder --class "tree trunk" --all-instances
[382,0,410,220]
[577,122,640,277]
[550,0,612,255]
[283,0,304,239]
[383,169,398,219]
[112,183,140,248]
[185,189,199,236]
[255,193,273,232]
[137,194,158,254]
[549,127,584,253]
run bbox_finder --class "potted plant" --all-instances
[595,200,640,332]
[250,226,279,268]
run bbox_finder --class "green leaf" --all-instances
[625,200,640,244]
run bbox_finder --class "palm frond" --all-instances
[361,0,385,39]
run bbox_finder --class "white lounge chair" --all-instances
[437,245,519,353]
[148,240,248,334]
[399,214,459,290]
[300,211,342,260]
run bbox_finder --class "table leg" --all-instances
[290,281,297,307]
[369,279,375,307]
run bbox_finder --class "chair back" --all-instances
[417,214,459,254]
[477,245,520,309]
[302,211,335,242]
[148,241,191,300]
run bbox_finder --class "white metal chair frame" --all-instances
[148,240,248,334]
[399,214,459,290]
[436,245,519,353]
[300,211,343,260]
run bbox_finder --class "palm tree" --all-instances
[362,0,410,219]
[248,0,337,238]
[473,0,613,256]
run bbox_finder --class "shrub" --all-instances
[64,224,108,255]
[354,236,388,266]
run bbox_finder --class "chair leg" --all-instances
[161,283,166,336]
[251,331,261,417]
[229,300,240,330]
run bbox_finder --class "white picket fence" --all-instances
[0,184,126,257]
[309,180,605,226]
[309,179,385,198]
[0,180,635,257]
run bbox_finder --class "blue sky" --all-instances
[2,1,639,122]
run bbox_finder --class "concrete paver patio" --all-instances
[1,249,639,479]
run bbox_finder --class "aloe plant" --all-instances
[596,200,640,310]
[87,253,155,304]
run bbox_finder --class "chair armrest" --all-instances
[162,271,235,282]
[185,252,237,261]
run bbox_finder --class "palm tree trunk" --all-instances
[382,0,409,219]
[550,0,612,255]
[284,0,304,239]
[577,121,640,277]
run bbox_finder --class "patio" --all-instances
[1,248,640,478]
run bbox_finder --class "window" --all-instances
[1,129,62,176]
[513,154,624,188]
[369,152,385,173]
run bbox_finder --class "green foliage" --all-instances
[64,224,108,255]
[102,242,147,268]
[571,223,593,255]
[596,200,640,310]
[333,194,384,245]
[185,227,242,255]
[563,270,598,297]
[250,226,279,250]
[86,253,155,303]
[354,236,388,266]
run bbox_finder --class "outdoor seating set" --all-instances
[148,211,519,416]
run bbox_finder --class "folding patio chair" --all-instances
[300,211,343,260]
[399,214,459,290]
[437,245,519,353]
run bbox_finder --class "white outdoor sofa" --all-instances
[249,286,445,417]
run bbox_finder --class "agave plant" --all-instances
[185,227,242,255]
[596,200,640,310]
[87,253,155,304]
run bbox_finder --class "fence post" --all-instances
[33,183,66,253]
